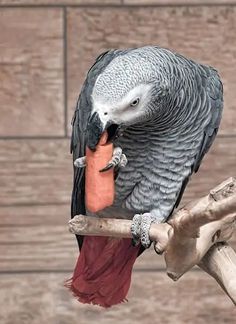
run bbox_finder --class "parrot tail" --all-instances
[65,236,140,308]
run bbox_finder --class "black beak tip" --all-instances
[87,144,97,151]
[86,133,100,151]
[86,112,121,150]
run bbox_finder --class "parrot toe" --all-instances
[74,156,86,168]
[130,214,141,246]
[140,213,153,248]
[119,154,128,168]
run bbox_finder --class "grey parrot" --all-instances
[69,46,223,307]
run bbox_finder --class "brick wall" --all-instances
[0,1,235,323]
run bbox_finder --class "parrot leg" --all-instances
[74,156,86,168]
[100,147,127,172]
[131,212,164,248]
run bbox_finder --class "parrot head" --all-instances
[86,53,169,150]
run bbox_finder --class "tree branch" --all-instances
[68,177,236,305]
[199,242,236,306]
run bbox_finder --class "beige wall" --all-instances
[0,1,236,323]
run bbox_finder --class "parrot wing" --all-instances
[175,66,223,208]
[70,49,123,247]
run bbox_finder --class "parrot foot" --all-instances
[130,213,154,248]
[100,146,127,172]
[73,147,127,171]
[131,212,164,248]
[74,156,86,168]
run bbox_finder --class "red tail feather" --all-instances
[66,236,140,308]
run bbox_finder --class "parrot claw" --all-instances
[74,156,86,168]
[100,163,114,172]
[99,146,127,172]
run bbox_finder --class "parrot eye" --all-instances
[130,98,140,107]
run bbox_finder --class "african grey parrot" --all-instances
[69,46,223,307]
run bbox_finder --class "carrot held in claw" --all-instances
[85,131,115,213]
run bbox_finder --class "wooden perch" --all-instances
[199,242,236,306]
[68,177,236,305]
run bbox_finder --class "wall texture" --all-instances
[0,1,236,323]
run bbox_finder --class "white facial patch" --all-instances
[91,83,153,126]
[90,98,111,128]
[118,84,152,107]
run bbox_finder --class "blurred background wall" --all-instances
[0,1,235,323]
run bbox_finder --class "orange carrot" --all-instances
[85,131,115,213]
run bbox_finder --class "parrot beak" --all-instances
[87,112,104,150]
[87,112,120,150]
